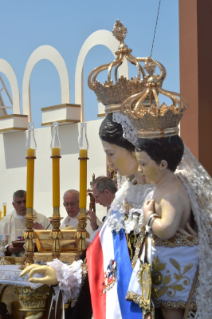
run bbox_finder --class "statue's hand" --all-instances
[143,199,155,221]
[20,264,58,286]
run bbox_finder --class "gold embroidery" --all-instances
[128,264,154,317]
[183,267,199,317]
[152,235,198,248]
[154,299,197,310]
[126,233,132,260]
[154,300,187,309]
[151,256,193,300]
[137,263,153,315]
[126,232,138,260]
[131,228,146,269]
[126,291,141,304]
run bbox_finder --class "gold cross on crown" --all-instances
[112,20,127,43]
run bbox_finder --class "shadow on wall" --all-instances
[3,131,27,169]
[59,124,79,156]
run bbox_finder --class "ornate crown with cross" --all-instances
[88,20,188,139]
[88,20,166,114]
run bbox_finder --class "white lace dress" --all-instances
[107,179,153,234]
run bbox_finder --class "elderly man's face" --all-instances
[13,196,26,216]
[63,192,79,218]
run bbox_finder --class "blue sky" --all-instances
[0,0,179,128]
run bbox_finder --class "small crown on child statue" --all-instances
[121,56,189,139]
[88,20,188,138]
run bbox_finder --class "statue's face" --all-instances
[101,140,138,176]
[136,151,162,184]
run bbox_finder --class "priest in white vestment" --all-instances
[0,190,49,256]
[61,189,102,237]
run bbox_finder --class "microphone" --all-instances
[46,222,51,230]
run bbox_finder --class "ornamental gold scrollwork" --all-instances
[51,229,63,259]
[24,252,34,265]
[76,210,89,252]
[14,285,50,319]
[78,219,87,229]
[76,229,89,252]
[131,228,146,269]
[152,235,198,248]
[51,209,63,259]
[151,256,193,300]
[51,219,61,229]
[26,220,34,229]
[51,231,63,240]
[137,262,154,319]
[126,232,138,261]
[24,210,36,265]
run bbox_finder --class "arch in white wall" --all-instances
[22,45,70,122]
[0,59,20,114]
[75,30,129,122]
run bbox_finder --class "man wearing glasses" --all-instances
[61,189,101,236]
[91,176,117,208]
[0,190,49,255]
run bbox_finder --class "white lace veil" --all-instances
[113,112,137,146]
[112,112,138,188]
[176,145,212,319]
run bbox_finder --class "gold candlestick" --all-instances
[24,122,37,265]
[77,123,89,252]
[50,122,63,259]
[3,203,6,217]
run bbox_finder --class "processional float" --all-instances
[0,19,190,319]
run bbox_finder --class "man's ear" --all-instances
[104,189,109,196]
[132,151,136,158]
[12,202,15,208]
[159,160,168,170]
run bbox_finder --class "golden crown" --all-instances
[88,20,166,114]
[88,20,188,139]
[121,57,188,138]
